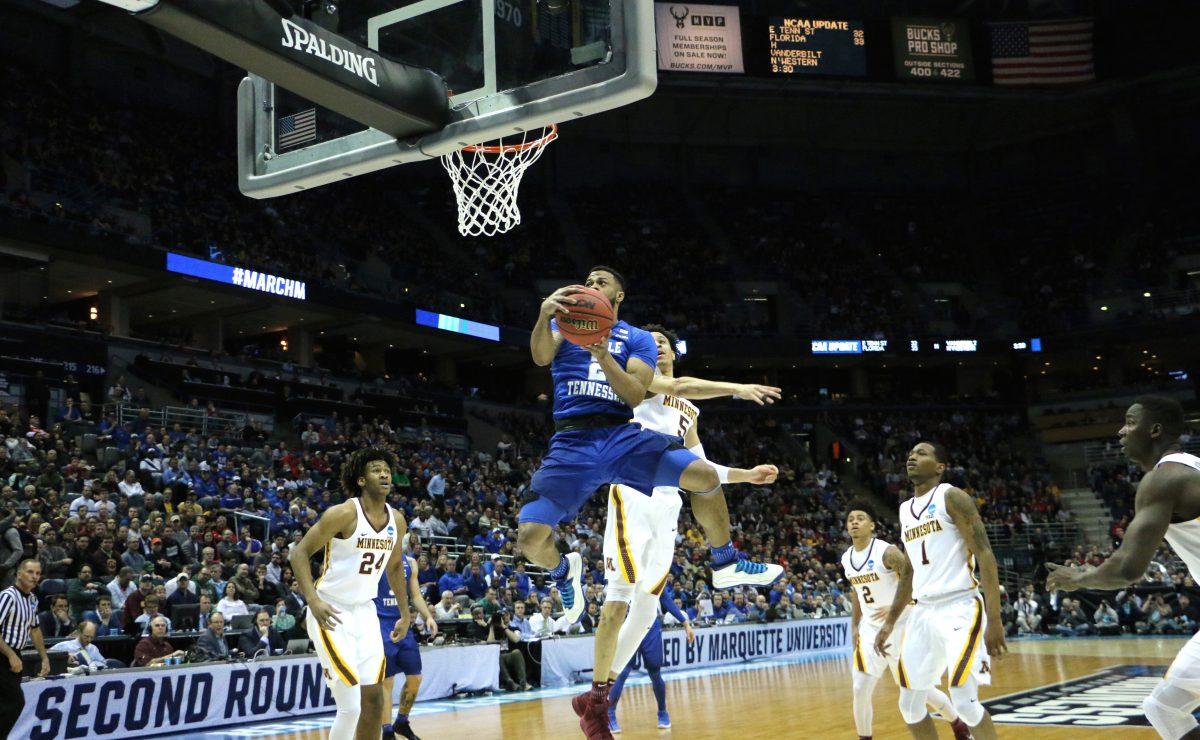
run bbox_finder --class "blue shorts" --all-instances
[519,423,698,526]
[381,622,422,678]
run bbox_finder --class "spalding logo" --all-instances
[564,317,600,331]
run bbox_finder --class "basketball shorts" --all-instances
[380,620,422,678]
[1162,627,1200,693]
[897,592,992,691]
[603,483,683,600]
[520,423,697,526]
[853,611,910,682]
[307,598,385,687]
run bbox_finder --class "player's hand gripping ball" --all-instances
[555,286,615,346]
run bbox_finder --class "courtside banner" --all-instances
[17,646,499,739]
[655,4,745,73]
[541,617,850,687]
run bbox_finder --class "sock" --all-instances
[591,679,612,704]
[383,723,393,734]
[710,540,737,567]
[395,713,408,724]
[648,667,666,712]
[549,554,570,581]
[609,664,632,710]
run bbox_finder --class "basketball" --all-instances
[556,287,615,346]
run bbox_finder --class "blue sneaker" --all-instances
[712,558,783,589]
[657,710,671,729]
[608,707,621,734]
[560,552,585,624]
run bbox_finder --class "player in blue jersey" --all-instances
[525,266,781,739]
[376,551,437,740]
[607,583,694,733]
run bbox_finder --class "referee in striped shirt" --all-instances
[0,559,50,738]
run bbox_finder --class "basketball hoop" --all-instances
[440,124,558,237]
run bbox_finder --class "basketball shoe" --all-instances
[712,558,783,589]
[560,551,585,624]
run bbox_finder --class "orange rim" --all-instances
[462,124,558,154]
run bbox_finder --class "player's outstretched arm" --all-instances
[649,375,782,406]
[1047,465,1181,592]
[946,487,1007,658]
[875,545,912,657]
[531,285,584,366]
[289,501,356,629]
[386,510,412,640]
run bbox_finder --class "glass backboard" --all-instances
[238,0,655,198]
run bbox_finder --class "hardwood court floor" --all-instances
[175,637,1187,740]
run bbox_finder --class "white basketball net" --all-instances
[440,125,558,237]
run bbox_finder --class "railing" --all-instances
[1084,438,1200,465]
[110,403,247,438]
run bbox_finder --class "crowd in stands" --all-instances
[827,408,1065,527]
[6,63,1199,343]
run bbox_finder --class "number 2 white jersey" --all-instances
[315,497,399,606]
[899,483,978,602]
[634,391,699,440]
[1160,452,1200,581]
[840,538,902,629]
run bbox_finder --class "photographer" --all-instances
[1094,599,1120,636]
[471,607,530,691]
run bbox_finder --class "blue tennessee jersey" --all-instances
[375,554,412,620]
[550,319,658,420]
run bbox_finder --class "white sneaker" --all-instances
[561,552,585,624]
[712,559,784,589]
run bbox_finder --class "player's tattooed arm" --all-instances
[648,375,782,406]
[946,487,1008,657]
[1048,466,1180,592]
[874,546,911,657]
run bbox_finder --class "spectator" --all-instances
[133,595,172,635]
[1094,600,1120,636]
[426,469,445,500]
[38,594,74,638]
[121,537,147,574]
[166,574,200,611]
[83,595,123,636]
[216,581,250,620]
[1016,592,1042,634]
[1052,598,1092,637]
[238,609,285,656]
[49,621,120,670]
[579,600,601,634]
[529,598,567,637]
[231,564,260,606]
[508,600,534,641]
[438,561,467,604]
[433,590,461,621]
[65,565,103,621]
[132,615,185,667]
[107,567,137,613]
[118,470,145,503]
[195,610,231,659]
[272,598,297,634]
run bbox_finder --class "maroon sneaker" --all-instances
[579,699,615,740]
[950,718,973,739]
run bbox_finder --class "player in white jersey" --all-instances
[289,448,410,740]
[576,325,780,738]
[840,500,969,740]
[876,442,1006,740]
[1047,396,1200,739]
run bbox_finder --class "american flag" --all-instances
[990,19,1095,86]
[276,108,317,150]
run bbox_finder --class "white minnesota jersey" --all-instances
[315,498,399,606]
[899,483,978,602]
[1159,453,1200,581]
[634,391,699,440]
[840,538,902,628]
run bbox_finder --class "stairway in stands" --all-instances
[1060,487,1114,546]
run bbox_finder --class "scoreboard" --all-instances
[891,17,974,82]
[767,18,867,77]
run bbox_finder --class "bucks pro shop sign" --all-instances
[984,664,1172,727]
[654,4,745,73]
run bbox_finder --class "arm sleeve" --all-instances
[661,591,689,623]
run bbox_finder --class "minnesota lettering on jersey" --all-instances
[848,572,881,586]
[356,536,395,551]
[662,395,699,423]
[904,519,944,542]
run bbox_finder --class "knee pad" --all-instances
[949,682,984,726]
[605,580,634,603]
[898,687,929,725]
[1143,681,1200,739]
